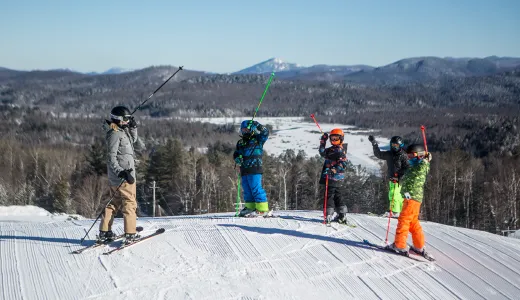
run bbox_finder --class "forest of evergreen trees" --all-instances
[0,107,518,236]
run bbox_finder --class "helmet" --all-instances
[110,106,132,123]
[406,143,426,159]
[329,128,344,146]
[390,136,404,151]
[240,120,253,139]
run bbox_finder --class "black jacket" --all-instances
[372,144,409,181]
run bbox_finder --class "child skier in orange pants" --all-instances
[389,143,433,259]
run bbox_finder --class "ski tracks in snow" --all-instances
[2,211,520,299]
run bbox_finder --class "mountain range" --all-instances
[1,56,520,85]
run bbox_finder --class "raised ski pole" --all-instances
[130,66,184,115]
[421,125,428,153]
[310,113,324,134]
[323,174,329,224]
[80,179,125,245]
[250,72,275,123]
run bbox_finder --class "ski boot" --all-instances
[410,245,436,261]
[335,213,348,224]
[96,231,115,244]
[238,207,256,217]
[325,214,334,225]
[387,243,409,255]
[123,233,141,245]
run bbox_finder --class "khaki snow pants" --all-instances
[99,182,137,234]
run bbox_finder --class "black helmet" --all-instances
[390,136,404,151]
[110,106,132,122]
[406,143,426,158]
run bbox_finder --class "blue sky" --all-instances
[1,0,519,73]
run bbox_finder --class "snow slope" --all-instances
[1,207,520,300]
[192,116,390,174]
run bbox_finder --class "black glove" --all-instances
[128,116,137,128]
[368,135,377,145]
[320,133,329,142]
[118,169,135,184]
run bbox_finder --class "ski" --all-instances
[71,226,144,254]
[71,235,125,254]
[408,244,436,261]
[102,228,166,255]
[242,210,279,218]
[362,239,426,262]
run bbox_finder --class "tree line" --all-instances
[0,107,518,235]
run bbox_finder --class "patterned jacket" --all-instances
[233,125,269,175]
[319,144,348,186]
[400,159,430,203]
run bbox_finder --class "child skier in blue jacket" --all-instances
[233,120,270,217]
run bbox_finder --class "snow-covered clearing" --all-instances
[1,206,520,300]
[190,116,390,175]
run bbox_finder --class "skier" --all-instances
[233,120,270,217]
[319,128,349,224]
[368,135,409,218]
[98,105,140,244]
[389,143,433,258]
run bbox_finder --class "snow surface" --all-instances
[192,116,390,174]
[0,205,85,222]
[1,206,520,300]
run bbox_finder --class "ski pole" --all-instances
[251,72,275,122]
[80,179,125,245]
[421,125,428,153]
[384,179,397,245]
[235,169,241,217]
[130,66,184,115]
[323,174,329,224]
[310,113,324,134]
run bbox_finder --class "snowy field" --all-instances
[1,206,520,300]
[190,116,390,175]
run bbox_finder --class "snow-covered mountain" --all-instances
[84,67,136,75]
[234,57,304,74]
[1,205,520,300]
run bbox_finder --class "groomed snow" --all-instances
[1,206,520,300]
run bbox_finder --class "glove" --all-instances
[254,122,265,133]
[389,177,399,183]
[128,116,137,128]
[234,156,243,166]
[323,168,336,175]
[320,133,328,143]
[425,152,432,162]
[251,121,264,135]
[118,169,135,184]
[368,135,377,145]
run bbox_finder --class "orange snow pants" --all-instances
[394,199,424,250]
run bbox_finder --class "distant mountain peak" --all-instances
[234,58,304,74]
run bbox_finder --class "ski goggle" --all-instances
[329,135,341,141]
[407,151,425,159]
[110,114,132,122]
[391,143,401,149]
